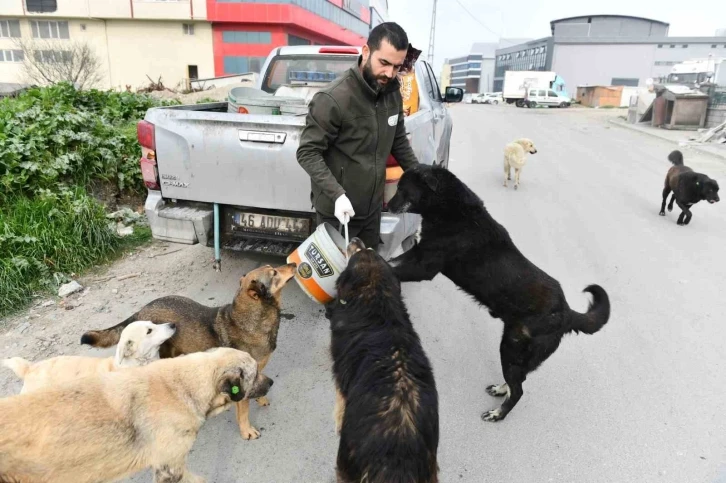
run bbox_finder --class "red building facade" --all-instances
[206,0,371,76]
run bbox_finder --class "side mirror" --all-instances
[444,87,464,103]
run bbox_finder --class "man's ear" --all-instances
[246,280,267,301]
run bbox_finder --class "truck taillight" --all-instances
[140,156,160,190]
[137,120,155,150]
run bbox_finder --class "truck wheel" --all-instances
[492,100,499,105]
[528,101,537,108]
[559,102,568,108]
[515,100,524,108]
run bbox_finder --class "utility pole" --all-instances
[428,0,437,65]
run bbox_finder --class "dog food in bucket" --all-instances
[287,222,348,304]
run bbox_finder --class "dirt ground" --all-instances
[0,240,211,396]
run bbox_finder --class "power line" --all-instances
[452,0,501,39]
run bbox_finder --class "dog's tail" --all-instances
[668,150,684,166]
[80,314,137,348]
[568,285,610,335]
[2,357,32,379]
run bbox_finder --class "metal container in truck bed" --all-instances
[137,45,463,266]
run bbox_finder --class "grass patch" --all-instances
[0,83,167,318]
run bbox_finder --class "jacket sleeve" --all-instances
[296,92,346,203]
[390,105,419,171]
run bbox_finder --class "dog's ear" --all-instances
[220,371,245,402]
[421,170,439,192]
[246,280,268,301]
[117,340,136,365]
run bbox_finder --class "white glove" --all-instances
[334,194,355,225]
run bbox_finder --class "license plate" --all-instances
[231,212,311,239]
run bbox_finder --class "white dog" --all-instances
[2,320,175,393]
[503,138,538,190]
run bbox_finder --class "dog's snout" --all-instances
[169,323,177,331]
[346,238,366,258]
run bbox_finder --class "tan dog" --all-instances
[80,263,296,440]
[2,321,175,394]
[0,347,273,483]
[503,138,537,190]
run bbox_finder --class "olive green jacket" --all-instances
[296,57,419,218]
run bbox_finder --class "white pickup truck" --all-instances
[137,45,463,269]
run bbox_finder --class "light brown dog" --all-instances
[2,321,176,394]
[0,347,273,483]
[80,263,296,440]
[503,138,537,190]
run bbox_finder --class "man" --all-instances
[297,22,419,251]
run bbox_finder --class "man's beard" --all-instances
[362,57,394,92]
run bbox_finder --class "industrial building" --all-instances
[0,0,380,91]
[493,15,726,93]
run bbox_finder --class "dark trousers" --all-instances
[316,209,382,251]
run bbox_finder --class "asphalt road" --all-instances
[11,104,726,483]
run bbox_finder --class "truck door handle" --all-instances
[239,130,286,144]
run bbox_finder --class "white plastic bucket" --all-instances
[287,222,348,304]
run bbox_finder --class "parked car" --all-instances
[525,88,571,108]
[473,92,503,105]
[136,45,464,267]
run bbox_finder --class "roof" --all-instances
[550,15,669,34]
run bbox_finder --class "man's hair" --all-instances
[367,22,409,52]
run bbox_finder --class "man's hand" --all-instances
[334,194,355,225]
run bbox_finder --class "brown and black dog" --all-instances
[81,263,296,440]
[659,150,720,225]
[326,238,439,483]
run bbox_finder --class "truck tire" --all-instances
[528,101,537,108]
[515,100,525,108]
[559,102,568,108]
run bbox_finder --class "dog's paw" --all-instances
[240,425,261,440]
[658,211,665,216]
[514,185,519,191]
[677,221,685,226]
[481,408,505,422]
[486,384,508,397]
[256,396,270,407]
[668,205,673,212]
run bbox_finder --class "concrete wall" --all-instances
[552,16,668,39]
[479,58,494,93]
[1,0,206,20]
[552,43,656,88]
[706,106,726,128]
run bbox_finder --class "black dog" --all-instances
[387,165,610,422]
[327,238,439,483]
[659,150,720,225]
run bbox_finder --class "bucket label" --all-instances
[305,243,334,278]
[298,262,313,279]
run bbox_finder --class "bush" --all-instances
[0,83,166,316]
[0,82,176,202]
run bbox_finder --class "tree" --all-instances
[15,38,104,90]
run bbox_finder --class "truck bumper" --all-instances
[145,191,420,260]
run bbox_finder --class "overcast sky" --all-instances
[388,0,726,73]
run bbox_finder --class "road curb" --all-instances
[608,119,726,162]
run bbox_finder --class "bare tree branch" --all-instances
[14,38,104,90]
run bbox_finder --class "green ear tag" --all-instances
[231,386,240,395]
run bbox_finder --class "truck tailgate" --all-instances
[147,106,311,212]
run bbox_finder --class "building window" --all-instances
[31,21,69,39]
[669,44,675,48]
[188,65,198,80]
[34,50,72,63]
[223,55,266,74]
[682,44,688,48]
[288,34,311,46]
[222,31,272,44]
[0,49,24,62]
[611,78,639,87]
[183,24,195,36]
[711,44,717,48]
[0,20,21,38]
[657,44,663,48]
[26,0,57,13]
